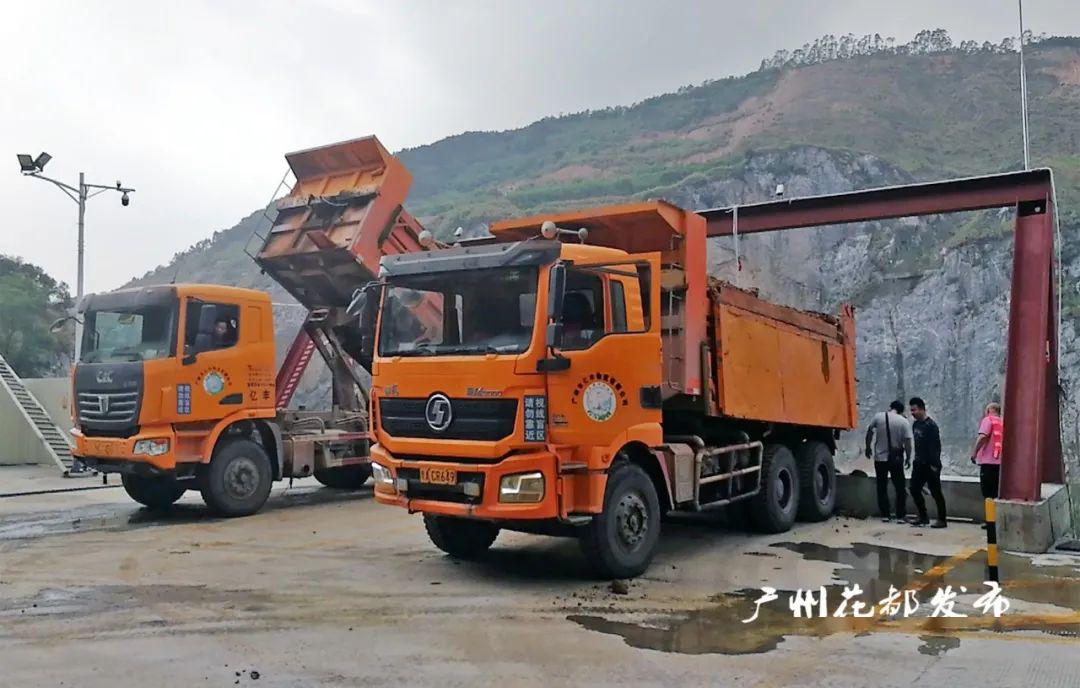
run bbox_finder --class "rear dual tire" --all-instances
[796,441,836,522]
[749,444,799,533]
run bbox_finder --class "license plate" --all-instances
[85,439,118,456]
[419,466,457,485]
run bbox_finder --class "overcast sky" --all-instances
[3,0,1079,294]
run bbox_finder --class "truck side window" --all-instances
[560,263,650,350]
[610,280,627,333]
[562,269,604,351]
[185,301,240,354]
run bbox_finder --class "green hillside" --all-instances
[129,30,1080,294]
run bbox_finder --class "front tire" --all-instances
[121,474,185,509]
[424,515,499,558]
[580,463,661,579]
[749,444,799,533]
[796,441,836,522]
[314,464,372,489]
[200,438,273,517]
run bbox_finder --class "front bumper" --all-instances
[72,426,180,475]
[371,444,559,520]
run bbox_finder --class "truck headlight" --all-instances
[499,471,544,503]
[371,462,394,487]
[133,439,170,456]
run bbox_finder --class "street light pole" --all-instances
[76,171,86,360]
[16,153,135,360]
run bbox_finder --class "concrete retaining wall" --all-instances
[836,472,985,520]
[0,386,50,465]
[0,377,72,467]
[836,471,1074,553]
[22,378,74,435]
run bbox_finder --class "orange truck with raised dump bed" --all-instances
[66,137,437,515]
[365,201,857,578]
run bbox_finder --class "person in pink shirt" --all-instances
[969,402,1004,499]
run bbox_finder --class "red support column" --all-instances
[1041,244,1065,484]
[1000,199,1059,501]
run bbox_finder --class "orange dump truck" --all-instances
[67,137,436,515]
[366,201,857,577]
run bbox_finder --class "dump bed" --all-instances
[256,136,427,309]
[709,281,857,430]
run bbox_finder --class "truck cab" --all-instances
[72,283,285,514]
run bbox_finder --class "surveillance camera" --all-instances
[774,183,785,197]
[116,181,122,189]
[121,192,130,207]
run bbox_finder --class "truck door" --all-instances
[178,298,249,422]
[543,254,663,450]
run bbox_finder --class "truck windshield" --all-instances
[378,267,538,357]
[81,306,176,363]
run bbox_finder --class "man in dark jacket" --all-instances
[908,397,947,528]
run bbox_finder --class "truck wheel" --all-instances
[580,463,661,579]
[749,444,799,533]
[423,514,499,558]
[796,441,836,522]
[200,438,273,517]
[121,474,185,509]
[314,464,372,489]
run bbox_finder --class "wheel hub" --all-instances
[224,457,259,500]
[774,469,792,510]
[815,464,830,500]
[615,492,649,549]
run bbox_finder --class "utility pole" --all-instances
[17,154,134,359]
[76,172,86,358]
[1018,0,1032,170]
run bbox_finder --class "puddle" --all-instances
[569,542,1080,655]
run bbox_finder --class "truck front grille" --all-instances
[379,398,517,441]
[78,391,139,426]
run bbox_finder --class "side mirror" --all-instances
[352,282,381,370]
[49,316,70,334]
[546,263,566,349]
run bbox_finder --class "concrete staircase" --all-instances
[0,353,73,470]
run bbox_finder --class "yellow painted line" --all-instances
[903,547,980,594]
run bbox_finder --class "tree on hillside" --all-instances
[0,255,72,377]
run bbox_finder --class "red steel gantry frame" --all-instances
[699,168,1064,503]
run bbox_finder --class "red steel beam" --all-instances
[1001,200,1058,501]
[701,169,1053,236]
[696,168,1063,503]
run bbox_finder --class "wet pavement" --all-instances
[0,474,1077,687]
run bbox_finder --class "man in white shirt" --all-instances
[864,400,914,522]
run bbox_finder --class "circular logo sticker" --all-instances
[203,371,225,396]
[582,381,617,422]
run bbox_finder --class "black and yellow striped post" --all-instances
[985,498,999,583]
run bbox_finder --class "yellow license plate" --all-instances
[85,439,120,456]
[419,467,457,485]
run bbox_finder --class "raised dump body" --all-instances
[709,281,856,430]
[256,136,424,309]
